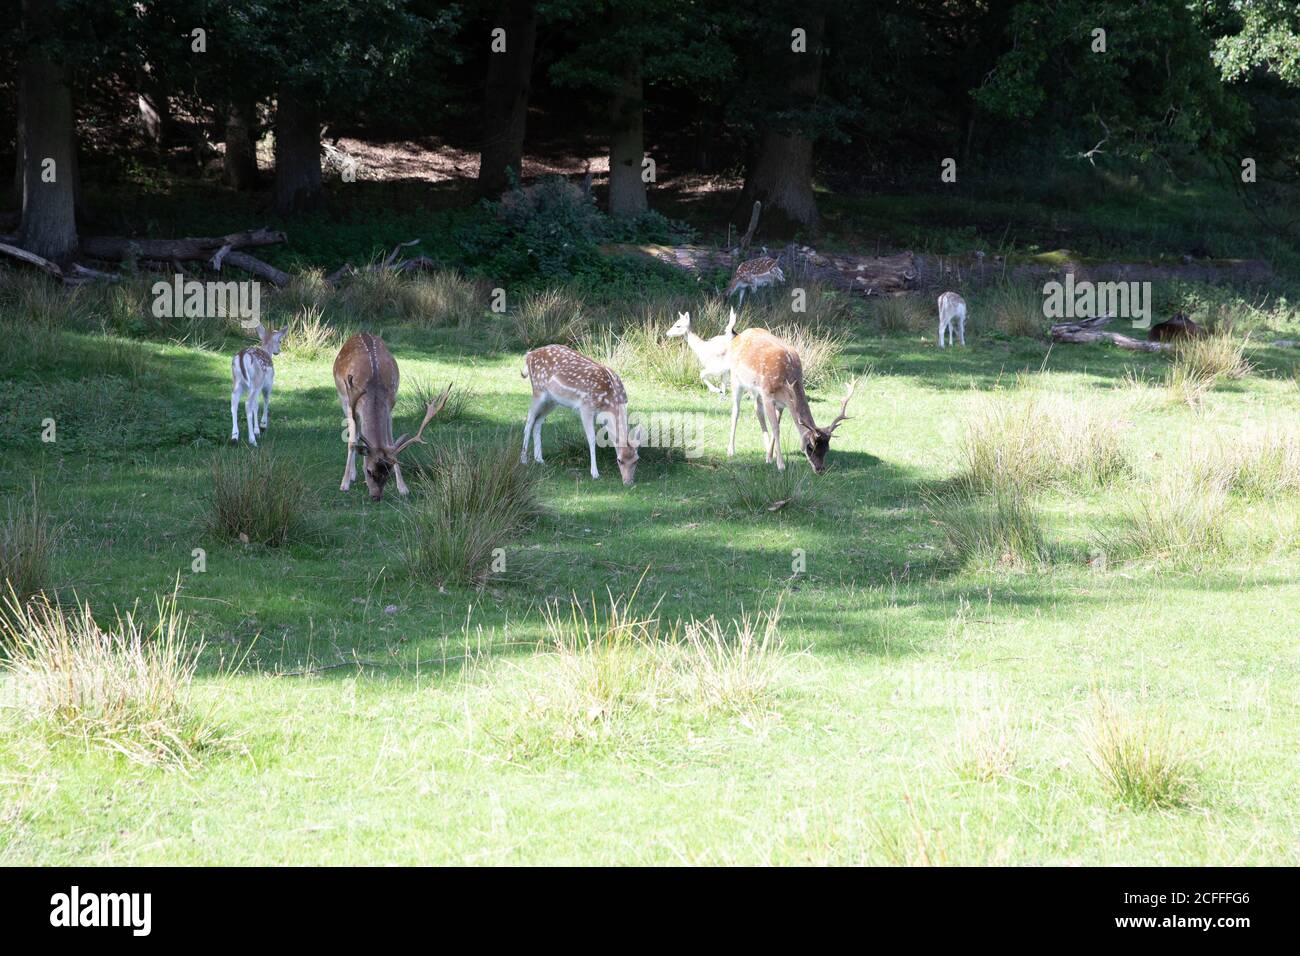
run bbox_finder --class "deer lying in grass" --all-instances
[725,255,785,308]
[521,345,643,485]
[938,291,967,348]
[727,328,856,474]
[665,308,738,394]
[229,323,286,446]
[333,333,451,501]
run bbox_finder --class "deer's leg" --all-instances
[340,400,357,491]
[765,398,785,470]
[736,287,746,309]
[245,390,259,446]
[701,370,724,394]
[938,318,946,348]
[532,403,552,463]
[754,397,771,461]
[230,383,242,444]
[580,406,599,479]
[958,314,966,346]
[394,461,409,497]
[522,395,548,464]
[260,369,273,429]
[727,381,743,456]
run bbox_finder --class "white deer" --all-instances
[229,323,286,446]
[665,308,737,394]
[521,345,643,485]
[938,291,967,348]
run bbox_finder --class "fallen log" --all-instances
[0,241,66,280]
[81,227,286,263]
[1049,315,1170,352]
[220,251,291,288]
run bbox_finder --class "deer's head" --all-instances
[666,312,691,338]
[797,380,857,475]
[348,380,452,501]
[258,323,286,355]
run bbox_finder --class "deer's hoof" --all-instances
[229,437,239,445]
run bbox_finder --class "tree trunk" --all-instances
[224,101,259,190]
[607,57,646,220]
[739,9,825,237]
[477,0,537,198]
[17,0,78,261]
[273,90,322,215]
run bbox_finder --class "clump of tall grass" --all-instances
[598,316,702,389]
[675,608,786,716]
[0,586,222,770]
[1,485,59,606]
[513,287,588,348]
[770,321,846,389]
[874,295,930,334]
[1080,693,1192,809]
[401,269,488,327]
[400,437,544,586]
[286,304,347,360]
[986,283,1043,338]
[404,378,477,425]
[960,392,1129,493]
[204,447,316,547]
[725,463,817,514]
[1101,475,1229,566]
[924,488,1051,569]
[1185,427,1300,497]
[1163,332,1251,406]
[947,706,1020,783]
[742,280,855,330]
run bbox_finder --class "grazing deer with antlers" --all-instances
[725,255,785,308]
[727,328,856,474]
[521,345,643,486]
[229,323,286,446]
[665,308,738,394]
[333,333,451,501]
[937,291,967,348]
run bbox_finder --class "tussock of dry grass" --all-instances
[947,706,1020,782]
[873,295,930,334]
[513,288,588,348]
[924,488,1051,569]
[205,447,317,547]
[1164,332,1252,406]
[1185,426,1300,497]
[285,304,348,360]
[0,586,222,770]
[961,391,1129,493]
[1,484,58,607]
[1081,693,1193,809]
[725,463,817,514]
[986,283,1043,338]
[769,321,846,389]
[1102,474,1230,566]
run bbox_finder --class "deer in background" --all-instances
[521,345,643,486]
[938,291,967,348]
[665,308,738,395]
[727,328,856,474]
[229,323,287,446]
[333,333,451,501]
[725,255,785,308]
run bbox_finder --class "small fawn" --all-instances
[521,345,643,485]
[938,291,967,348]
[725,255,785,308]
[727,328,856,473]
[229,323,286,446]
[333,332,451,501]
[665,308,738,394]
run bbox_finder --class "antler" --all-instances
[824,378,858,434]
[394,383,453,454]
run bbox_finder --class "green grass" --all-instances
[2,169,1300,862]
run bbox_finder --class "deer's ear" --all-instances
[678,311,689,322]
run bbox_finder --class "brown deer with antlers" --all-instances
[333,333,451,501]
[727,328,856,474]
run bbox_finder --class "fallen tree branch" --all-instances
[0,241,66,279]
[81,227,286,263]
[1049,314,1170,352]
[221,251,291,288]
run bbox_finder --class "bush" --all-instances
[0,586,222,769]
[1,484,59,605]
[205,447,316,547]
[460,175,604,279]
[400,437,544,587]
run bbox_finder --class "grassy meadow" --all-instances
[3,183,1300,865]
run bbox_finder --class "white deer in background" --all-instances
[665,308,737,394]
[938,291,967,348]
[521,345,643,485]
[727,327,857,473]
[725,255,785,307]
[229,323,286,446]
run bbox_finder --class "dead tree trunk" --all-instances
[1049,315,1170,352]
[608,56,647,220]
[477,0,537,198]
[223,101,259,190]
[273,89,323,215]
[17,0,78,262]
[739,9,825,237]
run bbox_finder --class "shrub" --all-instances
[960,392,1129,493]
[1080,693,1192,809]
[0,586,221,770]
[400,437,544,587]
[1,485,59,606]
[924,488,1050,569]
[513,287,588,348]
[205,447,315,547]
[460,175,604,279]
